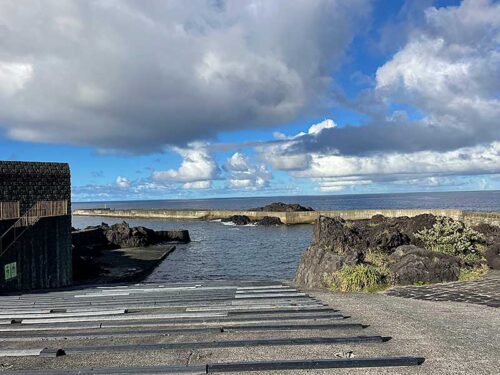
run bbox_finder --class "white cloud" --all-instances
[115,176,131,189]
[258,119,337,171]
[0,62,33,96]
[296,141,500,180]
[225,152,271,189]
[183,180,211,189]
[375,0,499,133]
[256,1,500,192]
[307,119,337,135]
[152,143,218,184]
[0,0,369,152]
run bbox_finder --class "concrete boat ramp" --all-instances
[0,281,424,374]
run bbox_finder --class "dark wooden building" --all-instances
[0,161,72,292]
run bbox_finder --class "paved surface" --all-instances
[0,280,424,374]
[78,245,176,285]
[314,290,500,375]
[385,270,500,307]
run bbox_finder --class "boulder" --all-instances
[295,216,363,288]
[373,229,411,253]
[72,226,109,252]
[72,222,191,250]
[389,245,460,285]
[250,202,314,212]
[154,230,191,243]
[104,222,154,248]
[473,223,500,246]
[256,216,283,226]
[295,246,358,289]
[312,216,365,255]
[223,215,252,225]
[484,244,500,270]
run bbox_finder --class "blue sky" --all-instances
[0,0,498,201]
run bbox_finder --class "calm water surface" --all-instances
[73,191,500,282]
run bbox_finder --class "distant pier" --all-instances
[73,208,500,226]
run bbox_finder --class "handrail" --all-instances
[0,200,68,258]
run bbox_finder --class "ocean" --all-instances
[72,190,500,282]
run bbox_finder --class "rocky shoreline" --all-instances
[72,221,190,284]
[295,214,500,291]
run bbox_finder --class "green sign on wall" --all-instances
[4,262,17,280]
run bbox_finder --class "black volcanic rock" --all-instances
[256,216,283,226]
[294,214,487,289]
[72,222,190,283]
[249,202,314,212]
[389,245,460,285]
[295,216,363,288]
[222,215,252,225]
[484,244,500,270]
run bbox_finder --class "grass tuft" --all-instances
[458,265,488,281]
[326,264,387,292]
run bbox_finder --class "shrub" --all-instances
[458,265,488,281]
[326,264,387,292]
[414,217,485,257]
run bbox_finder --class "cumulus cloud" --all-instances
[152,143,218,189]
[225,152,271,189]
[0,0,369,153]
[259,119,337,170]
[115,176,131,189]
[254,0,500,192]
[281,0,499,157]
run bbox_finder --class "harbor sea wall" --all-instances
[73,208,500,227]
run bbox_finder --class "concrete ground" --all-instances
[310,290,500,375]
[0,280,498,374]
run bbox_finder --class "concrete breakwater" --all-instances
[73,208,500,227]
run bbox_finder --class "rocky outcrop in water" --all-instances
[222,215,283,226]
[72,222,190,283]
[249,202,314,212]
[256,216,283,226]
[222,215,253,225]
[73,222,190,250]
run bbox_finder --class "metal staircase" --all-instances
[0,200,68,258]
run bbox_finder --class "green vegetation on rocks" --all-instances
[414,217,485,257]
[296,214,499,291]
[325,264,388,293]
[458,265,489,281]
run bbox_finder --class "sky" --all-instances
[0,0,499,201]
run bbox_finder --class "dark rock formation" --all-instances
[373,229,411,253]
[256,216,283,226]
[250,202,314,212]
[154,230,191,243]
[473,223,500,246]
[222,215,252,225]
[295,216,363,288]
[72,224,111,253]
[104,222,154,248]
[294,214,479,289]
[72,222,190,283]
[389,245,460,285]
[484,244,500,270]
